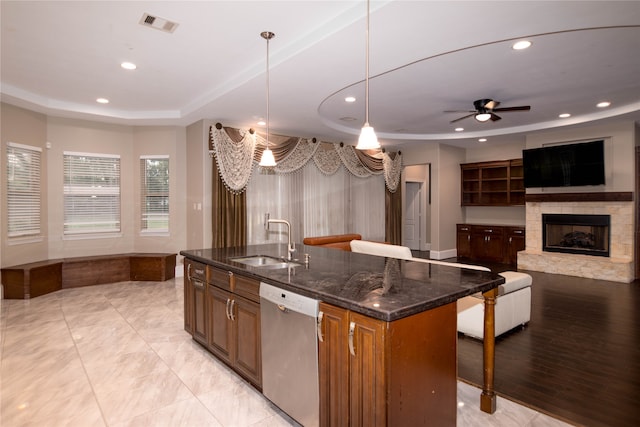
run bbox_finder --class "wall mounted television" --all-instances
[523,140,605,188]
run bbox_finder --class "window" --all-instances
[63,152,120,235]
[6,142,42,238]
[140,156,169,233]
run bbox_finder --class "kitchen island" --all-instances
[181,243,504,426]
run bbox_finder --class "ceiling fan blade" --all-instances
[490,113,502,122]
[450,113,475,123]
[444,110,476,113]
[493,105,531,112]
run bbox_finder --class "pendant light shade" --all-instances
[358,123,379,150]
[356,0,380,150]
[259,147,276,167]
[259,31,277,167]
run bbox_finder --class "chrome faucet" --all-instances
[264,213,296,260]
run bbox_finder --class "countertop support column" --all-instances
[480,287,498,413]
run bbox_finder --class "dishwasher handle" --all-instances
[317,311,324,342]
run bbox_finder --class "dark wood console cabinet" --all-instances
[456,224,525,265]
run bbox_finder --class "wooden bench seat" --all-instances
[1,253,176,299]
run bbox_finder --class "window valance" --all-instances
[209,124,401,194]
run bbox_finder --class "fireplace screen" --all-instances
[542,214,610,257]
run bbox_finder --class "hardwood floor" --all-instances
[452,260,640,427]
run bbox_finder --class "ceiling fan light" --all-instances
[475,113,492,122]
[357,124,380,150]
[259,148,276,167]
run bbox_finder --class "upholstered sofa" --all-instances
[302,233,362,251]
[348,240,532,339]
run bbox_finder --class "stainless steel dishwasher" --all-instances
[260,282,319,427]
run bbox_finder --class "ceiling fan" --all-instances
[445,99,531,123]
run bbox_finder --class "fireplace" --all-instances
[542,214,610,257]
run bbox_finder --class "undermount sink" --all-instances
[229,255,302,269]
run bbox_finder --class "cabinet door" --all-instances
[192,278,207,345]
[349,312,386,427]
[318,303,350,427]
[505,227,526,265]
[231,295,262,388]
[207,284,233,364]
[472,227,504,262]
[183,265,194,334]
[456,225,472,258]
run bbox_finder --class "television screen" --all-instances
[523,140,605,188]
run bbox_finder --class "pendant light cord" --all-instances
[364,0,370,125]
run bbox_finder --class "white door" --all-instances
[404,182,421,250]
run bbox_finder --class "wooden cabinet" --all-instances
[184,259,207,342]
[461,159,524,206]
[471,226,505,263]
[457,224,525,265]
[505,226,526,265]
[205,266,262,388]
[456,224,472,258]
[318,302,457,426]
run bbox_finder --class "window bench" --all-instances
[1,253,176,299]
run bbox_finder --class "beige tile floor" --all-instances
[0,278,572,427]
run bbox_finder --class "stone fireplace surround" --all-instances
[517,196,634,283]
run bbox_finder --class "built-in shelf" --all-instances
[461,159,524,206]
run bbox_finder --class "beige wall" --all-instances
[1,104,49,266]
[1,103,187,269]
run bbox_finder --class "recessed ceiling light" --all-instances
[512,40,532,50]
[257,120,266,126]
[121,62,137,70]
[455,127,464,132]
[345,96,356,103]
[597,101,611,108]
[96,98,109,104]
[558,113,571,118]
[478,138,487,142]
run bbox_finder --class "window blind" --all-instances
[7,142,42,237]
[63,152,120,234]
[140,156,169,232]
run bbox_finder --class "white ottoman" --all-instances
[457,271,532,339]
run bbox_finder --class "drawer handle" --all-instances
[195,268,204,275]
[484,229,493,233]
[317,311,324,342]
[187,263,192,277]
[514,230,523,234]
[192,279,205,290]
[348,321,356,357]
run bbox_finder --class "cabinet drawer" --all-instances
[471,225,504,236]
[187,261,206,281]
[234,274,260,303]
[207,265,233,291]
[457,224,471,233]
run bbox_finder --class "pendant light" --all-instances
[356,0,380,150]
[259,31,277,167]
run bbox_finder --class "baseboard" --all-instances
[429,248,457,260]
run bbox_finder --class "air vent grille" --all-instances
[139,13,178,33]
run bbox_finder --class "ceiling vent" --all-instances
[139,13,179,33]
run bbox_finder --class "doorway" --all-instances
[403,164,430,252]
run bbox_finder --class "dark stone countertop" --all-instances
[180,243,504,322]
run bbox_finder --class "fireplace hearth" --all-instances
[543,214,610,257]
